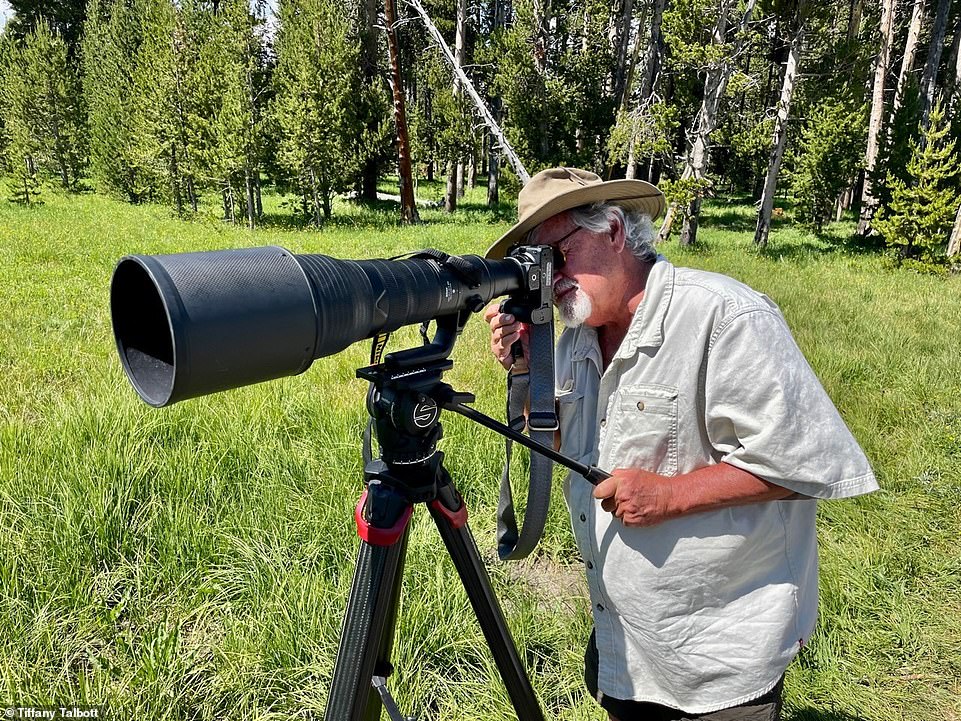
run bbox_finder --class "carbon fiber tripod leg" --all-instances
[429,503,545,721]
[324,531,410,721]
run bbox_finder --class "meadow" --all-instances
[1,183,959,721]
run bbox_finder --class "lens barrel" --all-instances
[110,246,524,407]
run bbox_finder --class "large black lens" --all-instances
[111,246,524,407]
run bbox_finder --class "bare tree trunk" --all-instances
[857,0,898,236]
[640,0,667,103]
[948,204,961,256]
[755,32,802,248]
[409,0,529,183]
[610,0,633,108]
[944,12,961,113]
[360,0,380,200]
[679,0,757,246]
[255,171,262,218]
[445,161,457,212]
[488,99,501,205]
[847,0,864,42]
[622,0,664,180]
[245,167,256,230]
[309,170,322,226]
[919,0,952,126]
[384,0,420,223]
[452,0,467,201]
[892,0,925,119]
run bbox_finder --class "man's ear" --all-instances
[609,216,627,254]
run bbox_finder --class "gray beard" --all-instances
[557,287,593,327]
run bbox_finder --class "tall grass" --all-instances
[1,188,958,720]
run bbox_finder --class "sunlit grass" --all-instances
[1,186,959,720]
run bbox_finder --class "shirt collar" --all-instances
[614,255,674,359]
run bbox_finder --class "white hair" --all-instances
[528,203,657,264]
[568,203,657,263]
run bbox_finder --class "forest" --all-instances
[2,0,961,264]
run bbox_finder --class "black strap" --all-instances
[497,317,556,560]
[363,332,391,465]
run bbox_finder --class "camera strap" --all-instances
[497,319,556,561]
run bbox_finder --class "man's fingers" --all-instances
[593,476,617,500]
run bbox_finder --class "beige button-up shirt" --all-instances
[556,257,877,713]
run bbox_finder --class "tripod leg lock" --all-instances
[430,497,468,529]
[355,486,414,546]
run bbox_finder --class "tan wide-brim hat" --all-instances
[484,167,665,259]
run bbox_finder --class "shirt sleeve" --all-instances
[703,308,878,499]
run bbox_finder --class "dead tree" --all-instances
[857,0,899,236]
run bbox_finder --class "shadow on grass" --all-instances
[786,709,868,721]
[258,195,515,233]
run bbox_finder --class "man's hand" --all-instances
[592,468,678,527]
[591,463,796,527]
[484,302,530,371]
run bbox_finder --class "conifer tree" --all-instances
[82,0,147,200]
[874,103,960,263]
[0,20,84,202]
[272,0,362,224]
[792,100,866,230]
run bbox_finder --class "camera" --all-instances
[110,244,553,406]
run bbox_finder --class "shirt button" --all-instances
[580,513,587,522]
[586,561,594,570]
[596,603,605,612]
[636,401,645,411]
[600,418,607,428]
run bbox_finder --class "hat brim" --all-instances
[484,179,665,259]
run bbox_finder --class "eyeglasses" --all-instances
[526,225,581,270]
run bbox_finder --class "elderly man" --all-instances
[484,167,877,721]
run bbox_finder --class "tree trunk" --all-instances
[610,0,633,109]
[919,0,951,126]
[445,161,457,212]
[892,0,925,119]
[755,32,802,248]
[309,170,323,226]
[384,0,420,223]
[857,0,898,236]
[944,11,961,113]
[452,0,467,201]
[245,167,256,230]
[679,0,757,246]
[170,146,182,216]
[847,0,863,42]
[640,0,667,103]
[255,172,263,218]
[409,0,529,183]
[948,204,961,256]
[360,0,381,200]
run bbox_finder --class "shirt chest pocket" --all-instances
[557,386,592,464]
[603,383,679,476]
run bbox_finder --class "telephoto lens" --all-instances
[111,246,526,407]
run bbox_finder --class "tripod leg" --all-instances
[325,529,410,721]
[429,495,546,721]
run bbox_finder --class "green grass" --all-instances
[1,186,959,720]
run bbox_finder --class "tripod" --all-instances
[322,348,541,721]
[323,315,609,721]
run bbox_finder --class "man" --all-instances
[483,167,878,721]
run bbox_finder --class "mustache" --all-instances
[552,277,578,302]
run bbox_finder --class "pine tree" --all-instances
[0,20,84,203]
[0,35,43,204]
[272,0,362,224]
[82,0,147,200]
[792,100,866,230]
[873,103,960,263]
